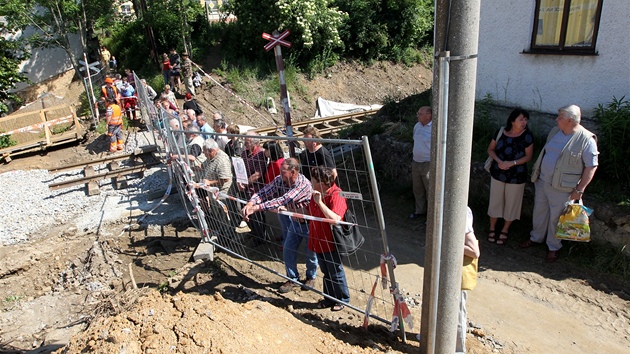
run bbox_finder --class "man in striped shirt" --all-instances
[242,158,317,293]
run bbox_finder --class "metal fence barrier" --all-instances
[132,72,412,337]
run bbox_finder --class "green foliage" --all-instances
[567,242,630,283]
[107,0,213,76]
[1,0,114,75]
[223,0,347,73]
[3,295,21,305]
[471,94,496,161]
[0,36,29,114]
[595,96,630,186]
[157,281,169,293]
[211,59,307,112]
[0,133,18,149]
[334,0,433,62]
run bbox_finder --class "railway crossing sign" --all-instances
[78,60,101,73]
[262,30,292,52]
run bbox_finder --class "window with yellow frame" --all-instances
[529,0,602,54]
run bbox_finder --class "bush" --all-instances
[106,1,213,77]
[0,133,17,149]
[595,96,630,186]
[334,0,433,63]
[223,0,347,73]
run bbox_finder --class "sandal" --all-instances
[331,303,345,312]
[496,232,508,245]
[316,300,332,309]
[487,230,497,243]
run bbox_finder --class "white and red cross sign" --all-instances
[262,30,292,52]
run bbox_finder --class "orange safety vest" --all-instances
[108,104,123,126]
[102,85,119,101]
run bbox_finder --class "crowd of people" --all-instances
[99,43,599,348]
[98,46,210,154]
[165,120,350,311]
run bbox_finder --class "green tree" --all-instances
[0,0,114,78]
[334,0,433,61]
[223,0,347,70]
[0,37,29,114]
[108,0,211,75]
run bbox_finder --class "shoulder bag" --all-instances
[484,127,505,172]
[331,208,365,256]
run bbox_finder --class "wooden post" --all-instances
[262,30,294,156]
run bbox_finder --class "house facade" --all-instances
[476,0,629,115]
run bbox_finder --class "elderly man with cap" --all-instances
[181,52,195,96]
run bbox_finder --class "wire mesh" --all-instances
[132,72,405,330]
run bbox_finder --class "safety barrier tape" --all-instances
[191,62,277,127]
[0,114,75,137]
[192,182,356,226]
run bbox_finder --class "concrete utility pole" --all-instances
[420,1,481,353]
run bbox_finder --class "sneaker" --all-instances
[302,278,316,290]
[278,280,299,294]
[235,220,251,234]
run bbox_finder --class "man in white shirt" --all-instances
[410,106,432,219]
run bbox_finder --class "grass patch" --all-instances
[96,115,131,134]
[566,243,630,284]
[0,132,17,149]
[4,295,21,303]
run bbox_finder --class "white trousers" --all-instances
[530,179,570,251]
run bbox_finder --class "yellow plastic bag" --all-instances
[556,201,593,242]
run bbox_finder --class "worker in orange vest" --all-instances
[106,98,124,152]
[101,77,120,105]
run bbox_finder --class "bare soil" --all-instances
[1,60,629,354]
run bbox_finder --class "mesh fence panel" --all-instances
[132,73,408,329]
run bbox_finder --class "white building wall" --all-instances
[1,17,85,90]
[476,0,630,115]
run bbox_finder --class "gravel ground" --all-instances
[0,131,188,245]
[0,165,184,245]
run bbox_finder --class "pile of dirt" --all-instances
[56,289,388,354]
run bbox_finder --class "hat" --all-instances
[105,77,113,84]
[181,52,188,57]
[185,93,192,100]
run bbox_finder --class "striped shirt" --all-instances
[249,173,312,212]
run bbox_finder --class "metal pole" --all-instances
[362,136,406,342]
[83,53,98,127]
[425,51,450,353]
[420,1,481,353]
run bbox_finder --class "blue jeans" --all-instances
[278,213,290,242]
[282,216,317,281]
[317,251,350,305]
[163,70,171,87]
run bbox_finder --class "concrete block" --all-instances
[84,166,100,196]
[192,242,214,261]
[113,175,128,189]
